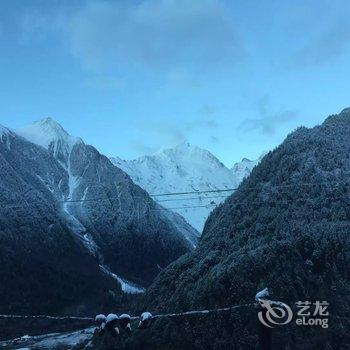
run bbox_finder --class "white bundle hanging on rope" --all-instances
[138,312,153,329]
[104,313,119,335]
[106,313,119,324]
[95,314,107,335]
[255,287,270,302]
[95,314,107,324]
[119,314,132,333]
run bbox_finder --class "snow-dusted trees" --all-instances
[128,109,350,349]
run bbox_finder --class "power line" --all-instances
[2,193,350,222]
[150,179,350,198]
[52,179,350,203]
[157,195,228,203]
[53,189,235,204]
[2,179,350,212]
[151,188,235,197]
[0,204,218,221]
[4,190,350,213]
[154,204,216,211]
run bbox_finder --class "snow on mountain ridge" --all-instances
[14,118,198,291]
[111,143,265,231]
[0,125,14,149]
[16,117,82,157]
[231,152,267,184]
[0,124,11,137]
[17,119,102,262]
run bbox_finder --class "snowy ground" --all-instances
[0,327,94,349]
[100,264,145,294]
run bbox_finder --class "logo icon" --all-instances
[258,299,293,328]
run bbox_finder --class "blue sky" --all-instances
[0,0,350,166]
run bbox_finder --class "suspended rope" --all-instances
[0,314,93,321]
[0,302,254,323]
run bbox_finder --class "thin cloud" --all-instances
[133,115,220,154]
[129,141,158,155]
[200,104,216,116]
[292,21,350,67]
[238,97,297,136]
[239,110,297,135]
[209,135,219,144]
[137,122,187,148]
[185,119,218,132]
[185,105,219,131]
[63,0,244,73]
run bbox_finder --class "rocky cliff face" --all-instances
[123,109,350,349]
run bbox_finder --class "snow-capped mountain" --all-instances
[0,118,199,314]
[19,118,198,274]
[18,117,79,149]
[231,153,267,183]
[0,125,114,315]
[111,142,264,231]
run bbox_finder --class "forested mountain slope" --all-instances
[0,119,198,315]
[122,109,350,349]
[0,126,115,315]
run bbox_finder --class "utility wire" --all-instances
[151,188,235,197]
[2,193,350,222]
[153,204,216,211]
[53,179,350,203]
[150,179,350,197]
[157,195,228,203]
[0,314,93,321]
[2,180,350,212]
[53,189,234,204]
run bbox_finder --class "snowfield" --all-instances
[99,265,145,294]
[0,327,94,349]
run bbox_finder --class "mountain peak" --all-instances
[29,117,70,137]
[153,141,192,156]
[37,116,55,123]
[111,143,239,230]
[174,141,191,150]
[35,116,63,127]
[231,154,263,183]
[340,107,350,114]
[17,118,80,150]
[0,124,11,138]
